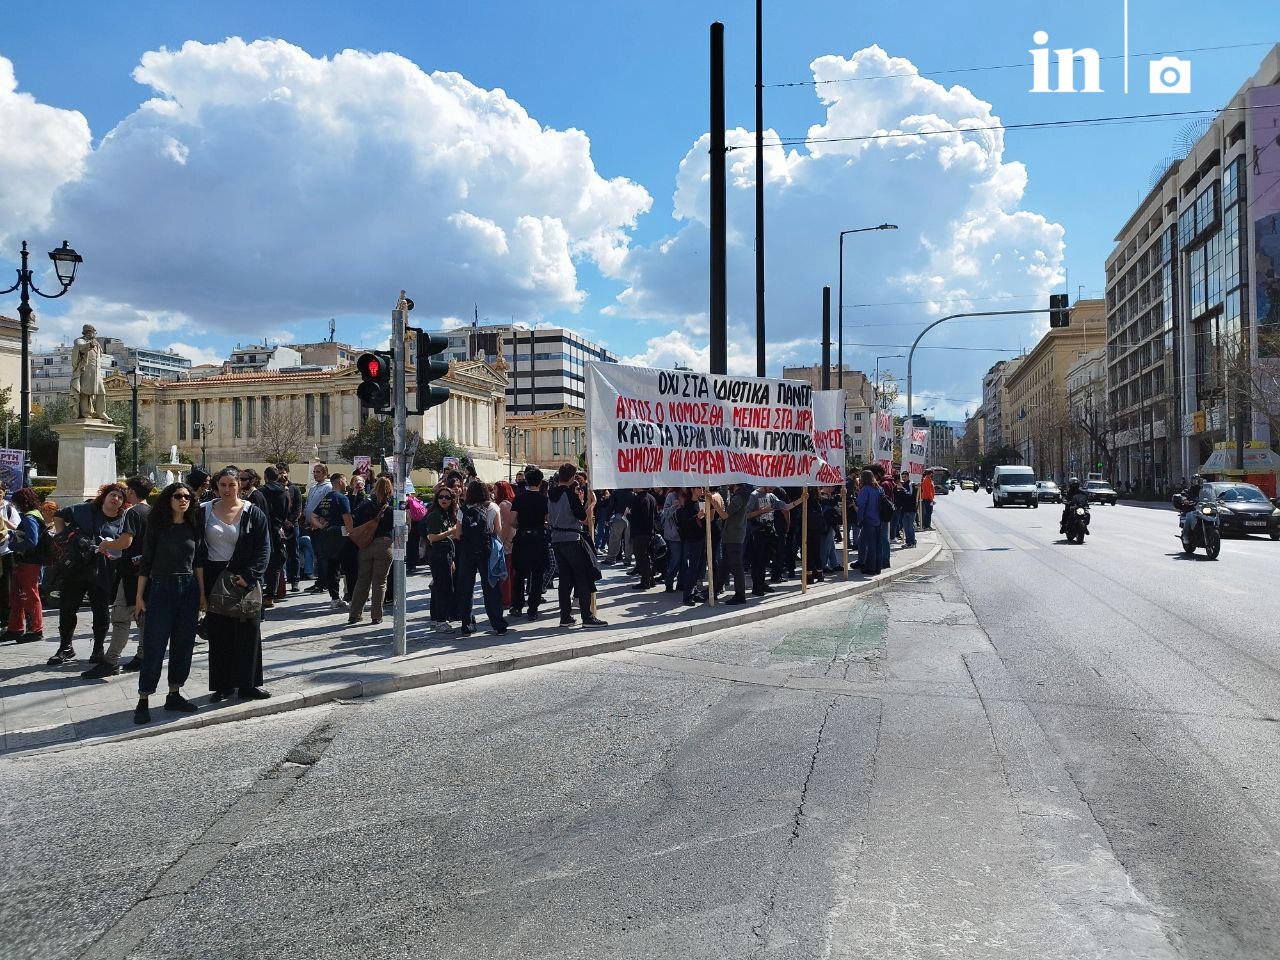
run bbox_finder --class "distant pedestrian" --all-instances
[348,476,394,625]
[920,471,936,530]
[720,483,751,604]
[897,471,918,548]
[454,479,507,636]
[548,464,606,626]
[4,488,46,643]
[856,469,883,575]
[510,469,550,619]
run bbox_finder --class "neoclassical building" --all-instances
[104,359,509,479]
[500,406,588,479]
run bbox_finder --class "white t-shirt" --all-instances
[203,501,240,562]
[0,501,18,556]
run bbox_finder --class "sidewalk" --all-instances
[0,531,941,755]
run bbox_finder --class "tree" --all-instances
[0,385,14,449]
[29,397,72,475]
[875,376,900,412]
[420,436,468,472]
[337,415,464,471]
[979,444,1023,478]
[251,408,309,465]
[1069,397,1120,481]
[106,399,156,477]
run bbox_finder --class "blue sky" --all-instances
[2,0,1275,420]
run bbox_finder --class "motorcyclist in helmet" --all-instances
[1059,477,1090,535]
[1178,474,1205,531]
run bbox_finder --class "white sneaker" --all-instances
[330,598,348,611]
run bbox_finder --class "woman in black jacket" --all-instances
[202,467,271,702]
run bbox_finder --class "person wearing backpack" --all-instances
[4,488,47,643]
[855,469,884,576]
[452,480,508,636]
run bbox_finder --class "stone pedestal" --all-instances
[50,419,119,505]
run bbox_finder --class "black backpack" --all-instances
[878,488,894,523]
[458,504,490,561]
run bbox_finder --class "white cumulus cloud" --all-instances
[612,44,1064,406]
[41,38,651,331]
[0,56,92,247]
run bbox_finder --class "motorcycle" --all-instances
[1063,504,1090,544]
[1174,495,1221,560]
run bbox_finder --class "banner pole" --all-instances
[704,483,716,607]
[800,489,808,594]
[840,483,850,581]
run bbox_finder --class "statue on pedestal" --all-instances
[70,324,109,421]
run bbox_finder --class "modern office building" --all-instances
[94,338,192,382]
[31,343,120,404]
[1105,45,1280,490]
[446,323,617,414]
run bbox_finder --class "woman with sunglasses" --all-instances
[424,485,460,631]
[131,483,206,724]
[203,467,271,701]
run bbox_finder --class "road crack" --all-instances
[77,706,356,960]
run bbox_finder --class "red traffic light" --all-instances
[357,351,393,411]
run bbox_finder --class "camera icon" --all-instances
[1149,56,1192,94]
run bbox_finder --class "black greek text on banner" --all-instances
[586,363,830,488]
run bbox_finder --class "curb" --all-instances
[17,542,943,757]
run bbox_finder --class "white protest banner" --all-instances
[905,427,929,481]
[872,410,894,473]
[811,391,846,485]
[0,449,24,492]
[586,362,828,489]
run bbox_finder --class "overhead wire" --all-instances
[767,41,1277,89]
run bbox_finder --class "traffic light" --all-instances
[356,350,393,412]
[410,326,450,412]
[1049,293,1071,328]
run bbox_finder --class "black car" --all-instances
[1036,481,1063,503]
[1084,480,1118,506]
[1199,483,1280,540]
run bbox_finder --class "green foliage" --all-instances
[106,399,156,476]
[336,416,463,471]
[32,485,55,502]
[29,397,72,474]
[419,436,467,472]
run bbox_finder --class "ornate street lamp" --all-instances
[2,240,84,454]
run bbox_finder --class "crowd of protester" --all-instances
[0,457,932,728]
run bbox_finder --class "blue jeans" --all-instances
[298,535,315,578]
[901,511,916,547]
[880,524,891,569]
[666,538,684,589]
[138,574,201,696]
[921,500,934,530]
[820,529,838,570]
[680,538,706,601]
[889,509,901,540]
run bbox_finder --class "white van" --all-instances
[992,465,1038,508]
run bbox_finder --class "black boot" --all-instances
[89,640,106,664]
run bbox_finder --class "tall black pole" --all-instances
[837,234,844,390]
[17,243,32,455]
[709,22,727,375]
[754,0,766,377]
[821,286,831,390]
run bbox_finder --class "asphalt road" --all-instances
[937,489,1280,957]
[2,497,1277,959]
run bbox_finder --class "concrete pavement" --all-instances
[0,531,941,755]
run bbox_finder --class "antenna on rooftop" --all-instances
[328,318,336,342]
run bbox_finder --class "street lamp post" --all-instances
[129,368,140,476]
[197,420,215,471]
[1,240,83,454]
[837,224,897,389]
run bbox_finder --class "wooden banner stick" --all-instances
[800,489,809,594]
[840,482,850,581]
[704,483,716,607]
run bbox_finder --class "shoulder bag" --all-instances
[350,504,387,551]
[208,569,264,621]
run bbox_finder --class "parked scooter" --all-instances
[1174,495,1221,560]
[1063,504,1090,544]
